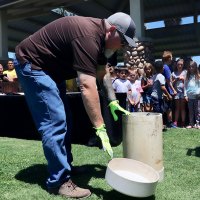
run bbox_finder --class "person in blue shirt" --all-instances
[162,51,177,128]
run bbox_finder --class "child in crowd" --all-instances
[127,69,143,112]
[162,51,177,128]
[172,58,187,127]
[112,67,132,111]
[112,67,131,93]
[141,62,154,112]
[184,61,200,129]
[151,61,172,120]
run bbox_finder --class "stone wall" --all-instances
[124,39,154,69]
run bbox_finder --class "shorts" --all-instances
[163,99,173,111]
[151,97,164,113]
[174,92,184,100]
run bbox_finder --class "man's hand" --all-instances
[108,100,130,121]
[95,124,113,159]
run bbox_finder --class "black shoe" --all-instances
[167,122,177,128]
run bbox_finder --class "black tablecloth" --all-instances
[0,92,126,146]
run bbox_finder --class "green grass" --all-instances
[0,128,199,200]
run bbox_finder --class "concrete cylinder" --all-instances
[122,112,164,181]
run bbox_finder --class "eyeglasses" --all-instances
[117,30,128,47]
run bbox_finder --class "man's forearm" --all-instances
[82,89,104,127]
[81,83,104,128]
[103,73,116,102]
[78,71,104,128]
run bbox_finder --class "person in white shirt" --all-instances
[127,68,143,112]
[112,67,132,93]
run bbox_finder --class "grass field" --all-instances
[0,128,199,200]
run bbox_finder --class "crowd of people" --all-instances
[0,60,19,93]
[0,60,17,82]
[107,51,200,129]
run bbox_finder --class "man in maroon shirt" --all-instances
[14,12,136,198]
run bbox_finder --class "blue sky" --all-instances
[8,15,200,65]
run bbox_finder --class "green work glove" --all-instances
[95,124,113,159]
[108,100,131,121]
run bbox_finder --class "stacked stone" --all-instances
[124,40,154,70]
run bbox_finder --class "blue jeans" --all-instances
[188,99,199,126]
[15,62,72,188]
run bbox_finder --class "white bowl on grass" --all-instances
[105,158,159,198]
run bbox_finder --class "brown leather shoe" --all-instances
[48,179,91,198]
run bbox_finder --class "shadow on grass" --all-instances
[15,164,48,190]
[90,188,155,200]
[186,146,200,157]
[15,163,155,200]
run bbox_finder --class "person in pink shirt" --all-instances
[127,68,143,112]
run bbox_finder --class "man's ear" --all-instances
[109,25,116,32]
[108,25,117,37]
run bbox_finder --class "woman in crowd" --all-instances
[184,61,200,129]
[141,62,154,112]
[172,59,187,127]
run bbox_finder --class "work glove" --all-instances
[95,124,113,159]
[108,100,130,121]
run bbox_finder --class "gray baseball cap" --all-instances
[107,12,136,47]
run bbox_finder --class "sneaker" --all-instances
[167,122,177,128]
[174,121,178,126]
[186,125,192,129]
[194,124,200,129]
[48,179,91,198]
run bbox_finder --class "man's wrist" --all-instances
[94,124,105,130]
[109,99,117,103]
[109,100,118,106]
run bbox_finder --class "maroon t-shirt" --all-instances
[15,16,107,82]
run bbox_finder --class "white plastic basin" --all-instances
[105,158,159,197]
